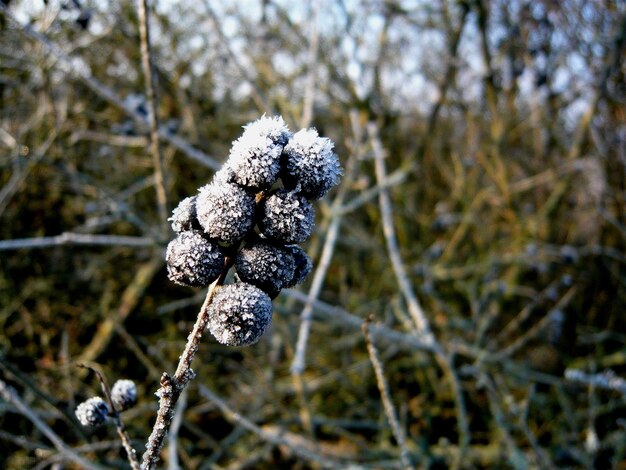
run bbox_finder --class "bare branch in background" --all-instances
[367,122,434,343]
[363,317,416,469]
[136,0,169,228]
[0,233,156,251]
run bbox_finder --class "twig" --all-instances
[565,369,626,395]
[0,379,105,470]
[77,364,140,470]
[290,215,342,376]
[300,0,320,128]
[283,289,436,354]
[69,130,148,147]
[137,0,169,228]
[367,122,434,344]
[362,317,415,470]
[0,233,156,251]
[141,262,231,469]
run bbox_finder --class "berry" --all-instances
[169,196,201,233]
[75,397,110,427]
[166,231,225,287]
[196,182,256,244]
[208,283,272,346]
[259,189,314,244]
[235,241,295,297]
[282,128,341,200]
[283,245,312,287]
[245,115,292,146]
[227,115,292,191]
[111,379,137,411]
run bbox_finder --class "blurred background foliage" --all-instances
[0,0,625,468]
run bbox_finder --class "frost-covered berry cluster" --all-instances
[75,379,137,427]
[166,115,341,347]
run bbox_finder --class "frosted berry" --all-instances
[196,182,256,244]
[166,230,225,287]
[227,115,292,191]
[208,283,273,346]
[245,114,292,146]
[259,189,314,244]
[75,397,110,427]
[111,379,137,411]
[283,245,313,287]
[235,241,295,297]
[282,128,342,200]
[169,196,201,233]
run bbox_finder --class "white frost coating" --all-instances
[111,379,137,411]
[75,396,110,427]
[196,182,256,244]
[207,283,272,346]
[283,128,342,200]
[169,196,200,233]
[166,230,225,287]
[259,189,314,244]
[227,115,292,191]
[244,115,292,146]
[235,241,295,297]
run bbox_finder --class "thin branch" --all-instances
[0,233,156,251]
[367,122,434,343]
[283,289,436,354]
[290,214,342,376]
[0,379,106,470]
[362,318,415,470]
[137,0,169,228]
[300,0,320,128]
[69,130,148,148]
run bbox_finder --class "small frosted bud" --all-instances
[259,189,314,244]
[166,230,225,287]
[111,379,137,411]
[282,128,342,200]
[235,241,296,297]
[227,115,292,191]
[75,397,110,427]
[196,182,256,244]
[283,245,313,287]
[208,283,273,346]
[169,196,201,233]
